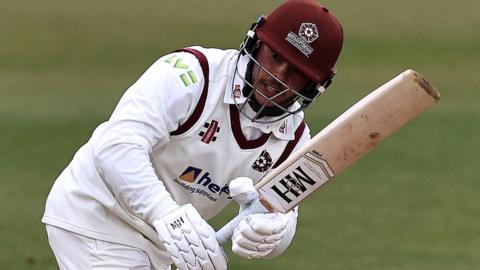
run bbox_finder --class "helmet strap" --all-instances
[240,16,265,56]
[300,71,336,106]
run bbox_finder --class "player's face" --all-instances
[251,44,311,108]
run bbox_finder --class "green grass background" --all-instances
[1,0,479,269]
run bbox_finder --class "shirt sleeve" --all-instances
[91,51,206,225]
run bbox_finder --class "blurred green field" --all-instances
[1,0,479,269]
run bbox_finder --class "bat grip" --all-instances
[215,195,269,245]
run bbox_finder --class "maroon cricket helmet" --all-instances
[256,0,344,83]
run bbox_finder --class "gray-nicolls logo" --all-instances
[252,150,273,172]
[198,120,220,144]
[270,166,316,203]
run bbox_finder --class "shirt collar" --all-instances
[224,52,249,105]
[238,104,303,141]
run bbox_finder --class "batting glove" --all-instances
[153,204,227,270]
[229,177,298,259]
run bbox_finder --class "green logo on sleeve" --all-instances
[165,55,199,87]
[174,58,190,70]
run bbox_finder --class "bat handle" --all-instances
[215,195,269,245]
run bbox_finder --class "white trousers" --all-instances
[46,225,170,270]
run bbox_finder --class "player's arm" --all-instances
[91,51,226,269]
[231,124,311,259]
[92,52,200,224]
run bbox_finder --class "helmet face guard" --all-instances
[232,0,343,124]
[233,32,332,123]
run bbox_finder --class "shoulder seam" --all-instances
[170,48,209,136]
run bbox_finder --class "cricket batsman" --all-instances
[42,0,344,269]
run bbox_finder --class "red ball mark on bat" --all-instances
[369,132,381,139]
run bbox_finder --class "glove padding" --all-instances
[232,213,288,259]
[228,177,298,260]
[153,204,227,270]
[231,210,297,260]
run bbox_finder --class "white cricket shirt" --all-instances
[42,46,311,268]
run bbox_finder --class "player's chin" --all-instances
[254,91,276,107]
[254,93,290,109]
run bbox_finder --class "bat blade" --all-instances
[215,69,440,244]
[257,69,440,213]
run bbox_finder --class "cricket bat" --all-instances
[216,69,440,244]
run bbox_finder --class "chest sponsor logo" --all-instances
[174,166,230,202]
[198,120,220,144]
[252,150,273,173]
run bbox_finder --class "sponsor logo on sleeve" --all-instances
[164,55,199,87]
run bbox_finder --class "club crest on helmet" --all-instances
[285,22,320,57]
[299,23,319,43]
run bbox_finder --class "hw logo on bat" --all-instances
[259,151,334,212]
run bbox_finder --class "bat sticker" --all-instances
[258,151,334,212]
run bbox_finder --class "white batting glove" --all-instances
[229,177,298,260]
[153,204,227,270]
[232,211,297,259]
[229,177,258,207]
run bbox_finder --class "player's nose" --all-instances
[271,62,289,83]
